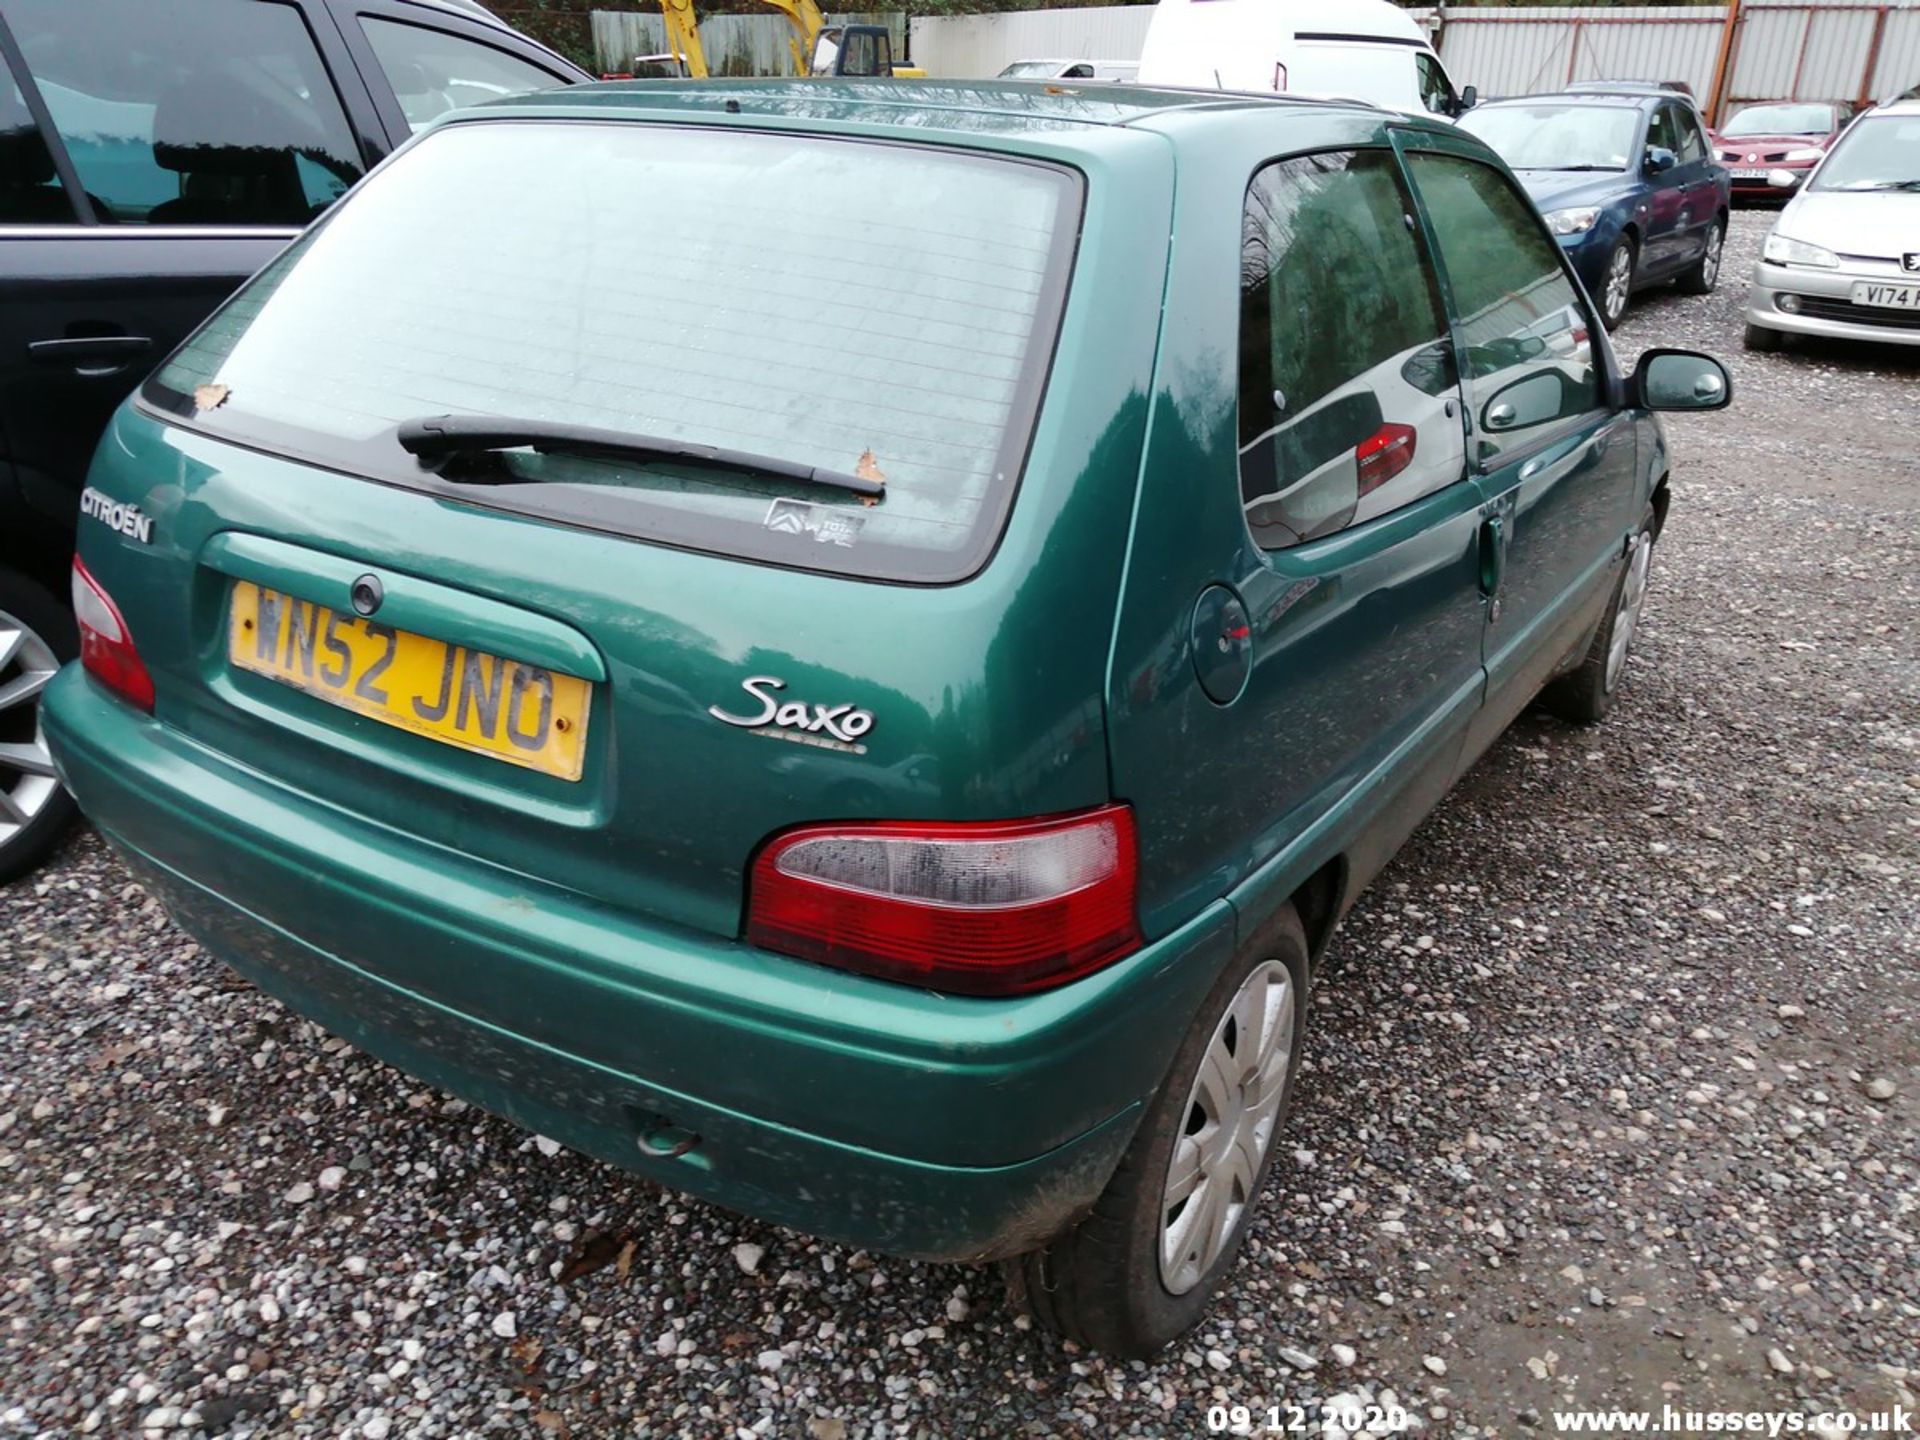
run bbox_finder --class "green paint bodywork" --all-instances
[44,80,1669,1261]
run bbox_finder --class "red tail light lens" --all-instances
[746,805,1142,996]
[71,557,154,712]
[1355,422,1417,497]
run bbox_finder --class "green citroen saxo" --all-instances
[44,80,1728,1355]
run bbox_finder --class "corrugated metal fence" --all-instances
[898,0,1920,113]
[591,9,905,75]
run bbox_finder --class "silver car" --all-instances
[1744,99,1920,350]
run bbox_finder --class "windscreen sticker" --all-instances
[764,498,866,548]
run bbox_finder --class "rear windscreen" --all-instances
[147,121,1081,583]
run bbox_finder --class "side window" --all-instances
[1062,63,1095,80]
[1415,54,1453,116]
[4,0,363,226]
[0,68,71,223]
[1673,105,1707,163]
[1643,104,1678,161]
[360,18,566,134]
[1238,150,1464,550]
[1406,153,1601,466]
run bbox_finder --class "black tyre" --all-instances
[0,567,77,884]
[1676,218,1724,296]
[1004,906,1310,1357]
[1540,507,1657,725]
[1598,236,1636,330]
[1743,321,1785,353]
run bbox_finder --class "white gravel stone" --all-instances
[733,1242,765,1275]
[491,1311,517,1339]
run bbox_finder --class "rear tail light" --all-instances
[746,805,1142,996]
[72,556,154,712]
[1355,423,1417,497]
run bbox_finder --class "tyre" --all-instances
[0,567,78,884]
[1004,906,1310,1357]
[1540,506,1657,725]
[1598,237,1636,330]
[1743,321,1785,353]
[1676,218,1724,296]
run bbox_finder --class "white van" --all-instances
[1137,0,1471,117]
[998,59,1142,82]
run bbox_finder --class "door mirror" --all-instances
[1643,146,1678,175]
[1456,84,1478,114]
[1634,349,1732,411]
[1765,167,1800,190]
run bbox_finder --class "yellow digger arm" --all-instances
[749,0,831,75]
[657,0,710,79]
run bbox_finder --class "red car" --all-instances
[1712,100,1862,203]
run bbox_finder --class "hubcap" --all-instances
[1605,536,1653,692]
[1158,960,1296,1296]
[1605,246,1633,323]
[1701,224,1723,288]
[0,607,61,850]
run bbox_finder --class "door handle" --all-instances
[28,335,153,376]
[1478,514,1506,604]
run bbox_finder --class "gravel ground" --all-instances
[3,210,1917,1439]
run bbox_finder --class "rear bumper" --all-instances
[44,668,1236,1261]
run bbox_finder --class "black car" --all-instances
[1459,85,1732,330]
[0,0,586,879]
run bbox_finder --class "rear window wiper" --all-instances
[396,415,886,501]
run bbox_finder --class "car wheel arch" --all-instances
[1649,476,1671,543]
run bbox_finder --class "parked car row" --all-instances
[0,0,587,879]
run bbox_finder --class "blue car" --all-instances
[1460,86,1731,328]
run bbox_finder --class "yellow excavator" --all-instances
[652,0,923,79]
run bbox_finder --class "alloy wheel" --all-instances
[1158,959,1296,1295]
[1605,245,1633,326]
[1700,222,1724,289]
[0,606,62,851]
[1605,536,1653,692]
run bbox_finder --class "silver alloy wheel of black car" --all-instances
[1602,242,1634,328]
[1158,958,1296,1295]
[0,606,62,851]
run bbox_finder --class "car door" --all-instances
[1635,101,1686,274]
[329,0,582,144]
[1109,143,1489,931]
[0,0,383,543]
[1668,100,1719,263]
[1400,142,1638,769]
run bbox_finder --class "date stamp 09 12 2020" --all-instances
[1206,1400,1414,1435]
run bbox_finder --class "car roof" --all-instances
[480,76,1404,135]
[1865,97,1920,117]
[1475,92,1651,111]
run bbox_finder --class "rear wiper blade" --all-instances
[395,415,886,501]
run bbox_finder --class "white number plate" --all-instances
[1851,282,1920,311]
[1731,168,1770,179]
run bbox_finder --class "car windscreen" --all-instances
[145,121,1081,584]
[1458,104,1640,171]
[1808,114,1920,190]
[1721,103,1833,138]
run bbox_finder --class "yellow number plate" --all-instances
[227,582,591,781]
